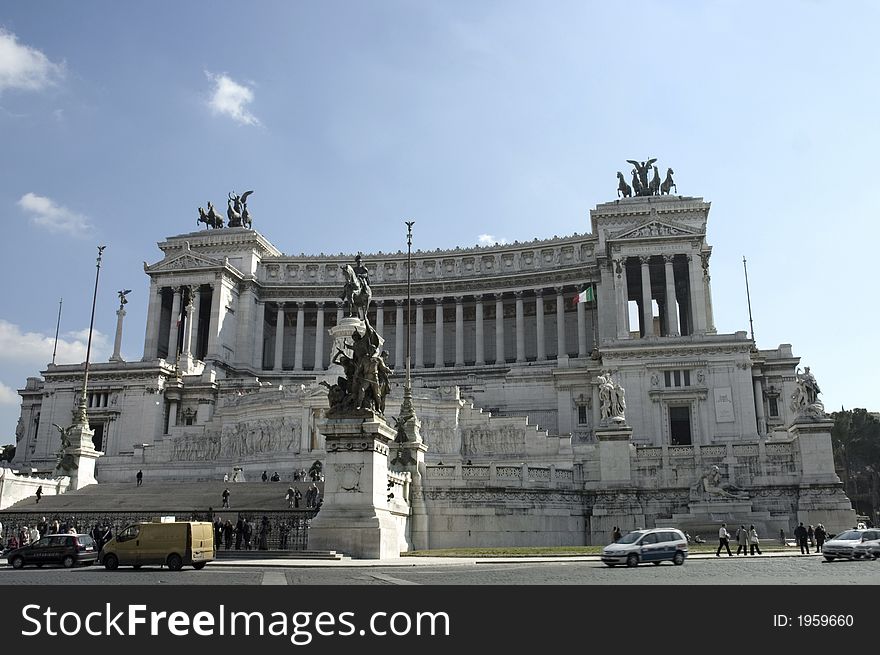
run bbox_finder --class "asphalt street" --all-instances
[3,553,880,585]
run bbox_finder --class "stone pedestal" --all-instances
[789,415,839,485]
[326,317,385,378]
[59,423,103,491]
[308,411,403,559]
[595,422,634,484]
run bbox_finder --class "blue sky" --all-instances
[1,1,878,442]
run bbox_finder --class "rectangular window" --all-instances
[669,406,692,445]
[683,370,691,386]
[673,370,681,387]
[768,397,779,417]
[577,405,588,425]
[664,371,671,387]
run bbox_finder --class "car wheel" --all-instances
[823,556,835,562]
[192,562,206,570]
[167,554,183,571]
[62,555,75,569]
[11,556,24,570]
[626,553,639,568]
[673,551,685,566]
[103,554,119,571]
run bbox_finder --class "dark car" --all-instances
[6,533,98,569]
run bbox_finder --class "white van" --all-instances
[601,528,689,567]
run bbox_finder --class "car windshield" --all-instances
[833,531,862,541]
[617,531,644,544]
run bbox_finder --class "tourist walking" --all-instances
[286,486,296,508]
[735,525,749,555]
[794,522,809,554]
[716,523,732,556]
[258,516,271,550]
[306,483,319,509]
[749,525,762,555]
[814,524,826,553]
[235,514,244,550]
[223,520,233,550]
[293,488,302,509]
[222,487,230,508]
[136,470,143,487]
[807,525,815,548]
[612,526,622,542]
[262,470,268,483]
[35,485,43,504]
[242,518,253,550]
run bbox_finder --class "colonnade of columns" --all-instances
[222,286,594,373]
[611,251,714,339]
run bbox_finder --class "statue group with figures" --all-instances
[691,465,749,502]
[616,157,676,198]
[322,321,393,416]
[198,190,254,229]
[321,254,391,415]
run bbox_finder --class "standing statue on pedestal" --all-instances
[340,254,373,320]
[791,366,824,418]
[52,423,79,473]
[117,289,132,309]
[598,371,626,423]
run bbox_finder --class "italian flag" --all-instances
[574,285,595,305]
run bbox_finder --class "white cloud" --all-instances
[0,382,19,406]
[0,319,110,368]
[206,71,261,126]
[18,192,92,235]
[477,234,507,246]
[0,28,65,93]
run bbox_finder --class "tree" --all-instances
[831,409,880,525]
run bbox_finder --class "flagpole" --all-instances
[52,298,63,365]
[743,256,755,343]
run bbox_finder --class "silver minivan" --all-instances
[602,528,689,567]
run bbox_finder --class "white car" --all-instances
[601,528,688,567]
[852,537,880,560]
[822,528,880,561]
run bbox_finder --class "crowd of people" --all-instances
[0,515,113,553]
[210,513,309,551]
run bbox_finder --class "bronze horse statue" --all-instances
[197,202,224,229]
[227,191,253,228]
[649,165,661,195]
[616,172,632,198]
[660,168,677,195]
[340,263,372,321]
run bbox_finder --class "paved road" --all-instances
[3,554,880,585]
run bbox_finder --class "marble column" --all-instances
[206,281,223,359]
[313,302,325,371]
[233,284,255,368]
[394,300,405,370]
[375,300,384,339]
[142,281,162,361]
[576,289,587,357]
[640,256,654,337]
[167,400,178,430]
[592,382,601,432]
[555,286,566,358]
[167,287,182,363]
[515,291,525,363]
[190,286,202,358]
[663,255,680,337]
[274,302,286,371]
[180,286,197,366]
[474,295,485,366]
[494,293,505,365]
[613,258,630,339]
[535,290,546,361]
[454,296,464,366]
[435,299,445,368]
[415,299,424,368]
[294,301,305,370]
[687,254,707,333]
[253,301,266,369]
[701,252,716,333]
[110,305,126,362]
[754,378,766,436]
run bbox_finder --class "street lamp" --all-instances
[73,245,107,428]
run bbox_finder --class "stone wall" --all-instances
[0,467,69,510]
